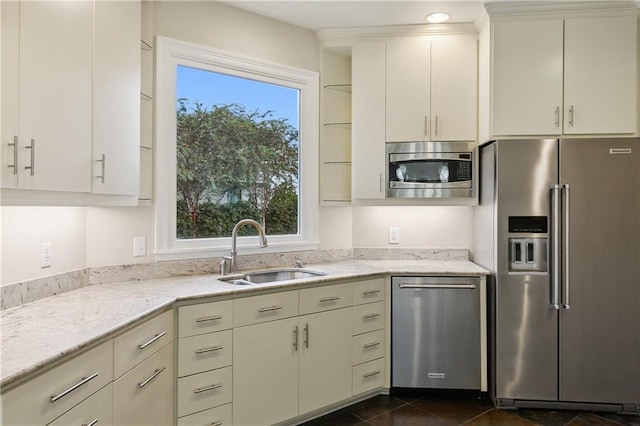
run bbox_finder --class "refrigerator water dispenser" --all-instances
[509,237,547,273]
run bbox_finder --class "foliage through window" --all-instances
[176,66,300,240]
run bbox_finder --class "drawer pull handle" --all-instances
[363,313,380,320]
[82,419,99,426]
[362,289,381,295]
[364,341,380,349]
[320,296,340,303]
[258,305,282,313]
[399,284,476,290]
[363,370,381,379]
[194,383,222,394]
[50,372,99,403]
[138,331,167,349]
[195,345,223,354]
[196,315,223,323]
[138,367,166,388]
[210,422,223,426]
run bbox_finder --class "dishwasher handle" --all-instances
[398,284,476,290]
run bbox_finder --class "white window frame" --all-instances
[154,36,319,261]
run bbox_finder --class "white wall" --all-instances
[352,206,474,250]
[1,207,87,284]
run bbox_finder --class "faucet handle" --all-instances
[220,257,230,276]
[294,258,303,268]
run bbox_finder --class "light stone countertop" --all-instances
[0,260,488,389]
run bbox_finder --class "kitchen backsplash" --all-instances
[0,248,468,309]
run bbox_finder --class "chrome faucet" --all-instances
[220,219,268,275]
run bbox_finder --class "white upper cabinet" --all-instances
[491,11,638,137]
[93,0,141,196]
[2,1,93,192]
[386,37,478,142]
[563,15,637,134]
[351,41,386,200]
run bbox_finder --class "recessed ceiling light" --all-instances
[425,12,450,24]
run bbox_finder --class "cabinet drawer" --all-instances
[233,291,298,327]
[353,301,384,335]
[299,283,353,315]
[353,358,385,395]
[352,277,385,305]
[179,300,233,338]
[178,366,233,418]
[113,342,174,426]
[48,383,113,426]
[114,309,174,378]
[1,340,113,426]
[178,330,233,378]
[177,403,232,426]
[352,329,385,366]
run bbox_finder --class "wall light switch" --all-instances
[41,242,52,268]
[389,227,400,244]
[133,237,146,257]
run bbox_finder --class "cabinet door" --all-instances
[563,15,637,134]
[93,0,141,195]
[492,18,563,136]
[299,308,353,415]
[233,317,299,426]
[352,42,386,200]
[113,343,174,426]
[386,38,430,142]
[1,1,19,189]
[18,1,92,191]
[431,37,477,141]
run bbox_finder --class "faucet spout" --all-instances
[225,219,268,273]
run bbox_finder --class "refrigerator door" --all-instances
[494,139,559,401]
[559,138,640,404]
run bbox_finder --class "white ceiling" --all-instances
[220,1,491,31]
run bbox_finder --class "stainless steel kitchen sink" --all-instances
[220,268,326,285]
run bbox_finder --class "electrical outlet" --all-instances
[389,227,400,244]
[41,242,52,268]
[133,237,146,257]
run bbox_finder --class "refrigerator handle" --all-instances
[562,184,571,309]
[550,185,562,310]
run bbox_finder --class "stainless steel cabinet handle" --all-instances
[194,383,222,394]
[258,305,282,313]
[195,345,223,354]
[138,367,166,388]
[363,313,380,320]
[303,323,309,349]
[82,419,99,426]
[362,289,381,295]
[138,331,167,349]
[96,154,105,183]
[424,115,429,138]
[196,315,223,323]
[319,296,340,303]
[210,422,223,426]
[550,185,561,310]
[435,115,439,136]
[363,341,380,349]
[50,372,98,402]
[379,173,383,193]
[293,325,299,351]
[554,106,560,128]
[8,136,18,174]
[25,138,35,176]
[568,105,574,127]
[398,284,476,289]
[363,370,381,378]
[562,184,571,309]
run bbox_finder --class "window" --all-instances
[155,37,319,260]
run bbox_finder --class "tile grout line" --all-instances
[459,408,499,425]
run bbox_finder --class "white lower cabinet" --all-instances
[48,383,114,426]
[353,358,385,395]
[177,366,233,418]
[177,403,232,426]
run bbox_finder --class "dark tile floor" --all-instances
[301,394,640,426]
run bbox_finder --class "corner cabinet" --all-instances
[490,9,638,136]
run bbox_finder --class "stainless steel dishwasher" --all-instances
[392,276,481,390]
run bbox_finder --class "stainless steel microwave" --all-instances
[386,141,475,198]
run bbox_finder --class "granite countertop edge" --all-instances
[0,260,489,388]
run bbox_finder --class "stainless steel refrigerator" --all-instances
[474,138,640,413]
